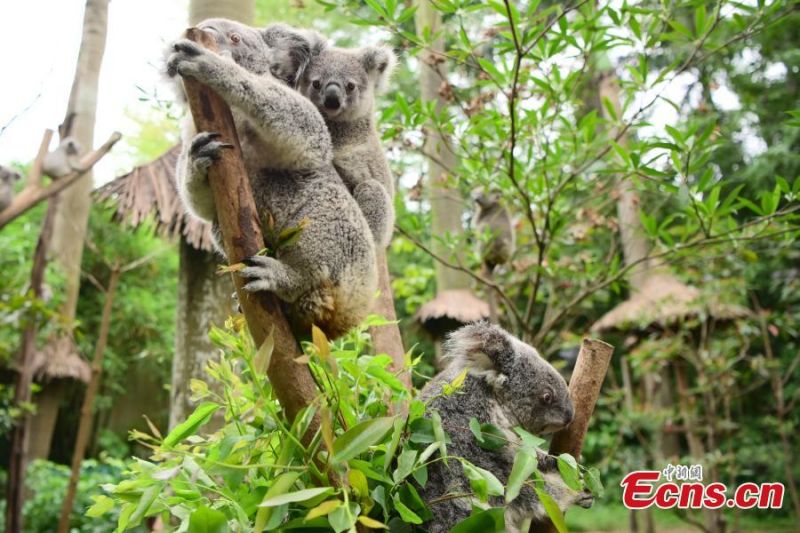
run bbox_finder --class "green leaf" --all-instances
[332,416,395,463]
[431,410,448,465]
[188,506,228,533]
[513,427,545,450]
[392,499,422,524]
[535,487,568,533]
[557,453,582,491]
[474,423,507,450]
[450,507,505,533]
[585,467,605,498]
[86,495,115,517]
[383,417,404,472]
[462,460,503,501]
[393,448,417,483]
[506,448,538,503]
[260,487,334,507]
[328,502,360,532]
[255,472,301,533]
[162,402,220,448]
[469,417,483,442]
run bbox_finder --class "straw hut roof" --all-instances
[31,336,90,384]
[96,145,215,252]
[415,289,490,337]
[591,273,750,333]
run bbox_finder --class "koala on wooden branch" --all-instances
[167,19,377,341]
[419,323,593,533]
[0,166,23,212]
[42,137,83,179]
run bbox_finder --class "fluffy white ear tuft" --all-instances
[359,45,397,92]
[443,322,512,385]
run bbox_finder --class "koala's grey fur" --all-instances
[418,322,592,533]
[42,137,83,179]
[167,19,377,339]
[283,29,396,248]
[0,165,22,211]
[473,189,515,272]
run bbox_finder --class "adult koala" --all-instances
[167,19,377,340]
[418,322,593,533]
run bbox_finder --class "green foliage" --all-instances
[95,318,599,530]
[0,458,139,533]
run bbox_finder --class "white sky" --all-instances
[0,0,187,184]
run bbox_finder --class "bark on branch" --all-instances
[534,338,614,533]
[0,130,121,230]
[179,28,318,426]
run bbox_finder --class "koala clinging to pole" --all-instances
[42,137,83,179]
[167,19,377,340]
[0,166,22,212]
[275,26,397,249]
[419,322,592,533]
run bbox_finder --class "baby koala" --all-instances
[167,19,377,340]
[419,322,592,533]
[276,27,396,248]
[42,137,83,179]
[0,165,22,211]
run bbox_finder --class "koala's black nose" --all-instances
[564,404,575,425]
[324,83,342,110]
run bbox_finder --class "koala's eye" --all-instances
[230,33,241,44]
[312,79,322,89]
[542,392,553,405]
[270,65,280,75]
[346,82,356,92]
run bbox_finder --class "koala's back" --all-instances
[251,166,377,338]
[419,370,555,533]
[329,120,393,195]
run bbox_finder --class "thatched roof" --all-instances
[415,289,490,337]
[591,274,750,333]
[31,336,90,383]
[96,145,215,252]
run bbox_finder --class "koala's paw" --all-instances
[240,255,283,293]
[167,38,218,80]
[189,132,232,176]
[576,491,594,509]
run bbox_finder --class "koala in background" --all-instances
[473,188,516,273]
[42,137,83,179]
[0,166,22,211]
[418,322,593,533]
[167,19,377,340]
[281,28,396,248]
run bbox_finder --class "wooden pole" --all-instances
[57,265,120,533]
[0,131,121,230]
[534,338,614,533]
[179,27,318,427]
[368,252,411,391]
[5,130,56,533]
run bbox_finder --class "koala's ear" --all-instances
[262,24,315,85]
[444,322,514,380]
[359,45,397,92]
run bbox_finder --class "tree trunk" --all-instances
[57,266,120,533]
[166,0,254,430]
[180,27,318,429]
[368,252,411,390]
[171,239,233,429]
[6,131,57,532]
[48,0,109,323]
[416,0,471,361]
[416,1,469,294]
